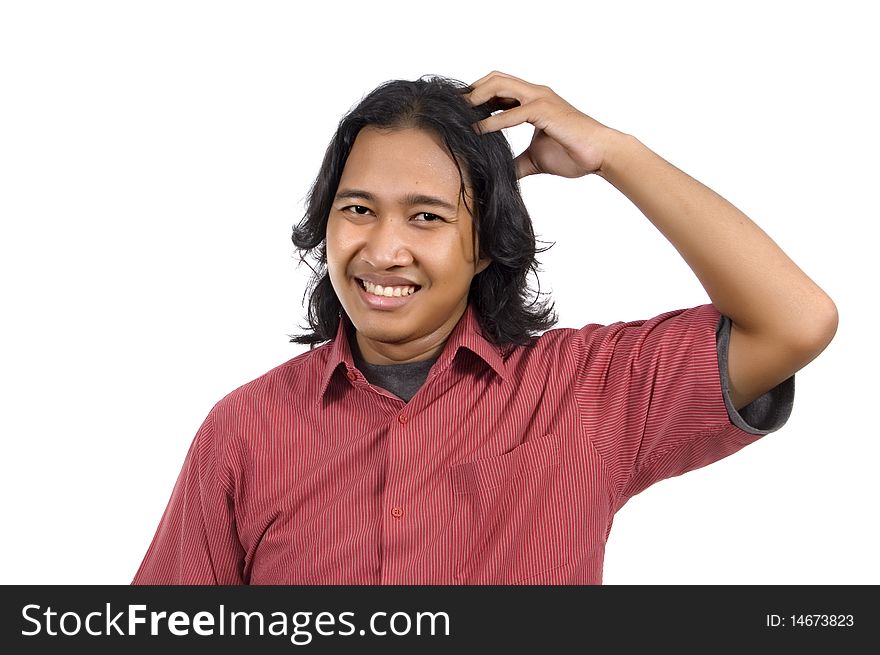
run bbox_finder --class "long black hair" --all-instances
[290,74,556,348]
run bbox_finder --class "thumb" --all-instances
[513,150,537,180]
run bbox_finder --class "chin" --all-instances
[352,319,412,345]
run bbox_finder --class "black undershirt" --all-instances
[348,331,436,402]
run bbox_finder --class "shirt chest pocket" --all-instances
[449,432,570,584]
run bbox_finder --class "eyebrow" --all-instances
[334,188,459,214]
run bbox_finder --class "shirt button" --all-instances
[391,507,404,519]
[397,414,408,424]
[346,371,357,381]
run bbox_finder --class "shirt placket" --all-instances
[377,396,412,585]
[346,365,416,585]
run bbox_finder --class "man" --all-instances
[133,71,837,584]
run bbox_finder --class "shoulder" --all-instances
[508,304,721,378]
[180,342,338,481]
[534,304,720,350]
[209,341,335,422]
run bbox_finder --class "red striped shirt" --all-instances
[132,303,793,585]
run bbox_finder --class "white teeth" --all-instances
[361,280,417,297]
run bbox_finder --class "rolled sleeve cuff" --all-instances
[716,313,795,435]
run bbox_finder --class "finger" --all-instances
[467,79,532,107]
[465,71,541,106]
[483,97,521,113]
[513,151,537,179]
[473,102,535,135]
[467,70,502,89]
[467,69,522,89]
[464,70,506,102]
[463,93,521,115]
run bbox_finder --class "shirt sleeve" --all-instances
[716,312,795,433]
[131,410,246,584]
[573,303,795,512]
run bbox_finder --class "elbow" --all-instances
[799,294,839,354]
[824,297,839,342]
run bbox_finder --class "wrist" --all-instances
[596,130,641,181]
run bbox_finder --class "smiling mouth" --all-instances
[358,278,421,298]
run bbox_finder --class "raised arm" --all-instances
[465,71,838,410]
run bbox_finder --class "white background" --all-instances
[1,1,876,585]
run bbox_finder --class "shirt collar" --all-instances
[316,303,507,404]
[433,303,508,382]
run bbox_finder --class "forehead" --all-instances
[341,126,471,194]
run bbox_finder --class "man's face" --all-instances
[326,126,489,364]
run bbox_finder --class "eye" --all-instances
[343,205,372,216]
[413,212,443,222]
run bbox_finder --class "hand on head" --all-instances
[464,70,617,180]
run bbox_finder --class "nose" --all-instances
[360,216,414,270]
